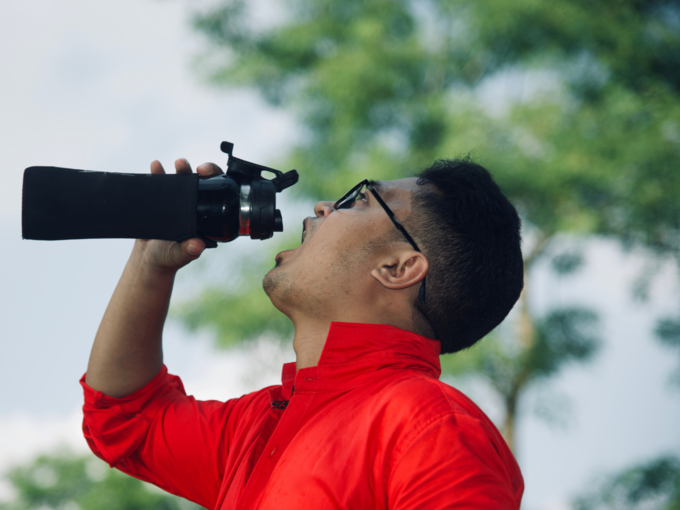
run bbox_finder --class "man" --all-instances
[82,155,525,509]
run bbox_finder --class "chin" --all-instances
[262,267,295,317]
[263,266,284,296]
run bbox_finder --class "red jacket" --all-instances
[81,323,523,509]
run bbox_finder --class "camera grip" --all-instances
[22,167,199,242]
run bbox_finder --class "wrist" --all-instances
[129,242,178,282]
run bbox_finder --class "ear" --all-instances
[370,250,429,291]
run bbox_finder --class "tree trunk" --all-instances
[500,232,553,451]
[501,275,534,451]
[502,390,519,452]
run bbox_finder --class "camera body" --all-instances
[196,142,297,243]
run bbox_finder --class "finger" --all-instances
[183,238,205,258]
[150,160,166,175]
[164,238,205,268]
[196,162,224,177]
[175,158,192,174]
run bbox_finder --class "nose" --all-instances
[314,201,335,218]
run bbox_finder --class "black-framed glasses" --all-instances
[334,179,426,304]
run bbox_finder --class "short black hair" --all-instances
[407,157,524,354]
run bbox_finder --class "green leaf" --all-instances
[573,455,680,510]
[0,449,204,510]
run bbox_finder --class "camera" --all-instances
[22,141,299,247]
[196,142,298,245]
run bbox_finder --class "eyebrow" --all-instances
[364,180,381,205]
[367,179,382,192]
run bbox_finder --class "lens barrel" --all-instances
[250,179,283,240]
[196,175,240,242]
[196,175,284,242]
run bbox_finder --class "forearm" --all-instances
[84,157,221,397]
[85,244,176,397]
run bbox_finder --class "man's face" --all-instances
[263,177,421,318]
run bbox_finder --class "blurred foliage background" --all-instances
[178,0,680,450]
[178,0,680,506]
[0,451,204,510]
[3,0,679,508]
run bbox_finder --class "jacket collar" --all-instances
[280,322,441,399]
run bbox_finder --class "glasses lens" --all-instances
[335,182,367,210]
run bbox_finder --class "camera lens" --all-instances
[274,210,283,232]
[196,175,240,242]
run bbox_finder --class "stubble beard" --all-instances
[262,266,297,316]
[262,234,378,321]
[263,267,286,296]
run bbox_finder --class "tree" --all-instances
[573,455,680,510]
[572,328,680,510]
[173,0,680,451]
[0,450,204,510]
[655,315,680,387]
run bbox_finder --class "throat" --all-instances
[293,322,330,370]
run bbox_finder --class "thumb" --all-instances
[181,238,206,259]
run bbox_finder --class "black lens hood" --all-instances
[22,166,200,243]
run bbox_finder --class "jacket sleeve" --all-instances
[386,413,524,509]
[81,365,243,509]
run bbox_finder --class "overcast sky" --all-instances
[1,1,679,509]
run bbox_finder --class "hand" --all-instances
[133,158,225,274]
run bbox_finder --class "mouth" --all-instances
[301,219,308,245]
[274,219,309,265]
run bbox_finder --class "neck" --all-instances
[290,299,431,371]
[292,319,331,370]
